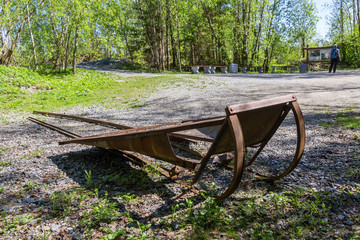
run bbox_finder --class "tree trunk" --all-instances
[170,17,177,68]
[357,0,360,36]
[26,5,38,70]
[174,0,181,71]
[250,1,265,66]
[263,0,278,72]
[72,26,79,74]
[166,1,170,70]
[64,28,71,72]
[202,1,218,62]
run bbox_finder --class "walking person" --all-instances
[329,44,341,73]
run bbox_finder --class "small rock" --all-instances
[171,221,180,230]
[337,215,345,221]
[25,198,36,203]
[51,224,62,232]
[343,220,354,226]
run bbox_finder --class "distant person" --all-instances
[329,44,341,73]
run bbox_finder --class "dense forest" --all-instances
[1,0,359,73]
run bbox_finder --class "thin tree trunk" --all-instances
[166,1,170,70]
[202,1,218,61]
[64,28,71,72]
[176,16,181,71]
[357,0,360,36]
[72,26,79,74]
[263,0,278,72]
[353,0,356,34]
[250,1,265,66]
[170,18,176,68]
[26,5,38,70]
[4,17,27,65]
[174,0,181,71]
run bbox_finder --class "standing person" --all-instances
[329,44,341,73]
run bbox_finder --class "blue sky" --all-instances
[314,0,332,39]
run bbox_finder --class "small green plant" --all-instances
[22,180,37,192]
[84,170,93,188]
[0,214,35,234]
[31,149,43,158]
[121,192,139,203]
[39,231,52,240]
[348,168,360,180]
[101,227,126,240]
[0,161,12,167]
[128,221,153,240]
[81,192,119,228]
[144,162,161,177]
[51,188,87,217]
[0,146,9,157]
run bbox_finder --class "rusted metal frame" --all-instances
[59,117,225,145]
[34,111,220,143]
[246,104,291,167]
[28,116,193,180]
[264,101,305,181]
[227,95,296,115]
[34,111,133,130]
[34,111,208,156]
[215,114,246,202]
[30,116,203,169]
[28,117,81,138]
[190,120,228,185]
[247,101,305,182]
[168,132,214,142]
[28,117,146,167]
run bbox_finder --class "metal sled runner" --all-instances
[28,95,305,201]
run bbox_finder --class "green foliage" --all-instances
[2,0,322,71]
[84,170,94,189]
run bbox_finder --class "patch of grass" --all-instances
[100,227,126,240]
[174,187,341,239]
[120,192,139,203]
[104,169,150,187]
[0,65,176,112]
[0,161,12,167]
[80,191,120,229]
[348,168,360,180]
[0,214,35,234]
[320,111,360,129]
[0,146,9,157]
[51,188,89,217]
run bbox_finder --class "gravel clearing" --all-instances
[1,64,359,239]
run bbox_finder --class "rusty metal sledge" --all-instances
[28,95,305,201]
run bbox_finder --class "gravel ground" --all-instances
[0,62,359,239]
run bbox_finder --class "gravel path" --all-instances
[1,64,359,239]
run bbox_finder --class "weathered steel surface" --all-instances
[29,94,305,201]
